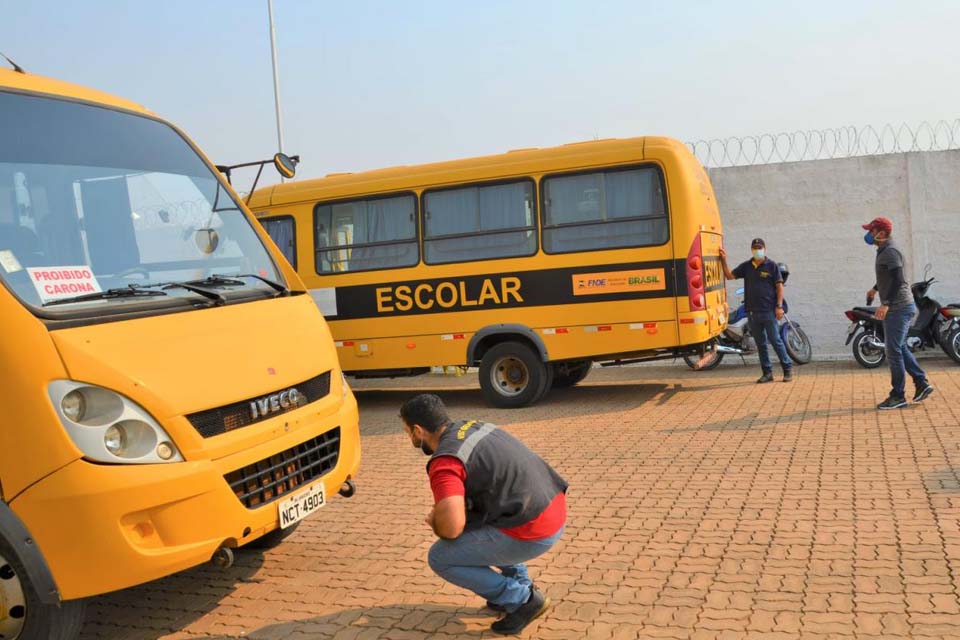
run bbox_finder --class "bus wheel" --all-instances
[245,522,301,550]
[552,361,592,388]
[480,341,549,408]
[0,537,85,640]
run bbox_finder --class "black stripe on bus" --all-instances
[327,259,684,320]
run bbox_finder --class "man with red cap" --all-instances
[863,216,934,409]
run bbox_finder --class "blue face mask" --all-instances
[752,249,765,260]
[864,231,876,245]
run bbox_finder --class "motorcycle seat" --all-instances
[853,306,876,314]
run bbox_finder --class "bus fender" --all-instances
[466,325,549,365]
[0,500,61,604]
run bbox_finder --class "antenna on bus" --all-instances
[0,52,25,74]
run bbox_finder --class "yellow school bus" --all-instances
[249,137,726,408]
[0,66,359,638]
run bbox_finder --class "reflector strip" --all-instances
[336,340,357,347]
[543,328,556,335]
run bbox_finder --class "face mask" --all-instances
[752,249,765,260]
[410,432,435,456]
[864,231,876,245]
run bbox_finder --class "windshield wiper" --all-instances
[161,281,226,304]
[183,273,289,295]
[43,286,169,307]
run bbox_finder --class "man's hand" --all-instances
[875,305,889,321]
[776,307,785,320]
[718,247,727,262]
[867,288,877,305]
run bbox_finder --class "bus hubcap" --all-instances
[0,552,27,640]
[492,357,529,397]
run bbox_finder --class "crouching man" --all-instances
[400,393,567,635]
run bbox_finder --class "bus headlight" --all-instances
[61,390,86,422]
[48,381,184,464]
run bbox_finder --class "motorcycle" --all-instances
[938,304,960,364]
[844,266,959,368]
[684,263,813,370]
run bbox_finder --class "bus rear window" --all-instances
[313,194,418,273]
[542,166,668,253]
[423,180,536,264]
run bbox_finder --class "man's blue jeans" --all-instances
[883,303,927,398]
[748,310,792,374]
[427,526,564,613]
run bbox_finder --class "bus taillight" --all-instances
[686,235,706,311]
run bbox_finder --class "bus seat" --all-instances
[0,223,44,267]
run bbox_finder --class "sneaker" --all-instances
[877,395,908,410]
[486,601,506,613]
[913,383,935,403]
[756,373,774,384]
[783,370,793,382]
[490,587,550,635]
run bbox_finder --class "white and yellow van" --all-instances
[0,66,360,638]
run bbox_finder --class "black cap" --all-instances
[750,237,766,248]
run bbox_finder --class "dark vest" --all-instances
[427,420,568,530]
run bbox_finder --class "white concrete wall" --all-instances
[708,150,960,356]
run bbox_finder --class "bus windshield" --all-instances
[0,90,283,316]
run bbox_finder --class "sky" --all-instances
[3,1,960,189]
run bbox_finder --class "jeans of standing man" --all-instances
[427,525,564,613]
[748,310,793,374]
[882,303,927,398]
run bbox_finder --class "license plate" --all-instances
[278,482,326,529]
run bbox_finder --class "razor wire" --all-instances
[687,120,960,168]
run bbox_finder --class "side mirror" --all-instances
[195,228,220,254]
[274,153,299,179]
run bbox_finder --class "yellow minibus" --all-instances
[249,137,726,408]
[0,66,359,638]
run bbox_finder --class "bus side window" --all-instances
[313,194,417,274]
[260,216,297,268]
[542,166,668,254]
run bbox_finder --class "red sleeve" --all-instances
[427,456,466,503]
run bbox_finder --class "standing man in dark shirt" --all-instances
[719,238,793,383]
[401,394,567,635]
[862,217,935,409]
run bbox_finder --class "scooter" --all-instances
[685,263,813,370]
[844,267,958,368]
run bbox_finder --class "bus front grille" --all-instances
[186,371,332,438]
[224,428,341,509]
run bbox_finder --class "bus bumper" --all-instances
[9,398,361,601]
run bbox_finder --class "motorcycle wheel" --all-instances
[852,331,886,368]
[683,351,725,371]
[782,323,813,365]
[944,326,960,365]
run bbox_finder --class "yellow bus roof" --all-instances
[251,136,693,209]
[0,67,150,115]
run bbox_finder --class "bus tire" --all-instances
[479,341,549,408]
[0,535,85,640]
[552,361,592,388]
[245,522,301,550]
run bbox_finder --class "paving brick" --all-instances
[70,363,960,640]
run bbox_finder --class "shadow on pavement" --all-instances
[660,406,878,433]
[78,549,266,639]
[355,383,668,436]
[201,603,495,639]
[925,468,960,493]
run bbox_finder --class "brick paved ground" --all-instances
[79,360,960,639]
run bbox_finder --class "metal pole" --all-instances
[267,0,285,180]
